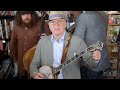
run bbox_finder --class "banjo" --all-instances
[39,41,104,79]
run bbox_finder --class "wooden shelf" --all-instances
[110,66,117,69]
[108,24,120,26]
[107,13,120,72]
[0,16,14,20]
[109,12,120,15]
[108,43,117,46]
[110,57,118,59]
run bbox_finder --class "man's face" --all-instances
[21,13,32,24]
[48,18,66,36]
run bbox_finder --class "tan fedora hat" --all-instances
[49,11,67,21]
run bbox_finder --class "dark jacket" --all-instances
[74,11,110,71]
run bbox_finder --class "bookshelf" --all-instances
[0,11,50,56]
[107,12,120,78]
[0,11,15,55]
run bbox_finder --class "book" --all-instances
[0,40,3,51]
[4,19,8,39]
[0,20,3,39]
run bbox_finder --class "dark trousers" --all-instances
[15,70,28,79]
[80,66,107,79]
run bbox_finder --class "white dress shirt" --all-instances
[51,32,65,79]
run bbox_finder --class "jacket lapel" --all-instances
[64,32,70,48]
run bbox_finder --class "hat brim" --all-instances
[49,17,67,21]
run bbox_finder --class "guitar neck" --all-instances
[53,50,86,75]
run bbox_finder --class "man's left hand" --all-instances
[92,50,101,61]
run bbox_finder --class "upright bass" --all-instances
[23,11,47,78]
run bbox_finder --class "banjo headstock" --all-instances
[87,41,104,52]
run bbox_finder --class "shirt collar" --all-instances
[51,31,66,43]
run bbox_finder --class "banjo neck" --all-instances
[52,49,85,75]
[52,41,103,75]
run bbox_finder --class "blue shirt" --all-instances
[51,32,65,79]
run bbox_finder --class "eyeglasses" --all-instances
[49,19,66,25]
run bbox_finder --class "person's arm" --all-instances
[74,13,87,39]
[29,39,43,79]
[10,26,18,63]
[78,38,101,70]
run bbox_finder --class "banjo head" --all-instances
[39,66,53,79]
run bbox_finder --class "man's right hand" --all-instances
[33,72,44,79]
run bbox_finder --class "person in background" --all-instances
[74,11,111,79]
[68,11,81,24]
[30,11,101,79]
[64,11,81,34]
[10,11,51,79]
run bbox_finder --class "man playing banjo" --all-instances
[30,11,102,79]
